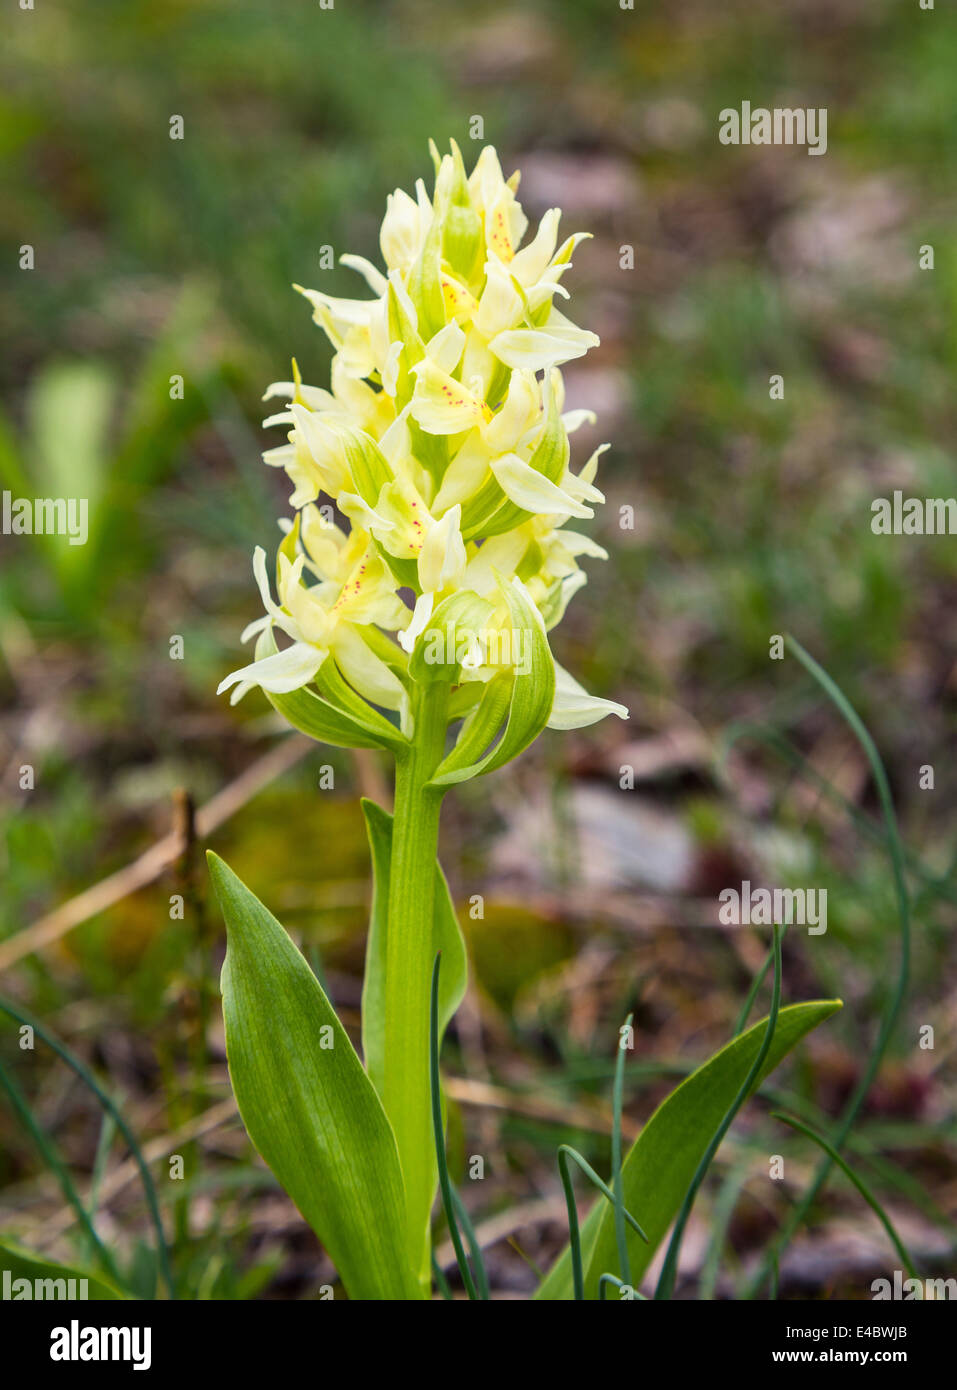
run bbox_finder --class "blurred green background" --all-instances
[1,0,955,1298]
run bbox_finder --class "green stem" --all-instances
[382,681,450,1288]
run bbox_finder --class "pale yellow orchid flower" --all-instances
[218,537,407,712]
[226,141,625,733]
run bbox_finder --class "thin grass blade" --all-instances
[429,952,479,1300]
[772,1111,918,1278]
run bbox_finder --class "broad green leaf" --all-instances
[430,577,555,785]
[536,999,842,1300]
[0,1238,126,1300]
[360,799,467,1098]
[209,851,421,1300]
